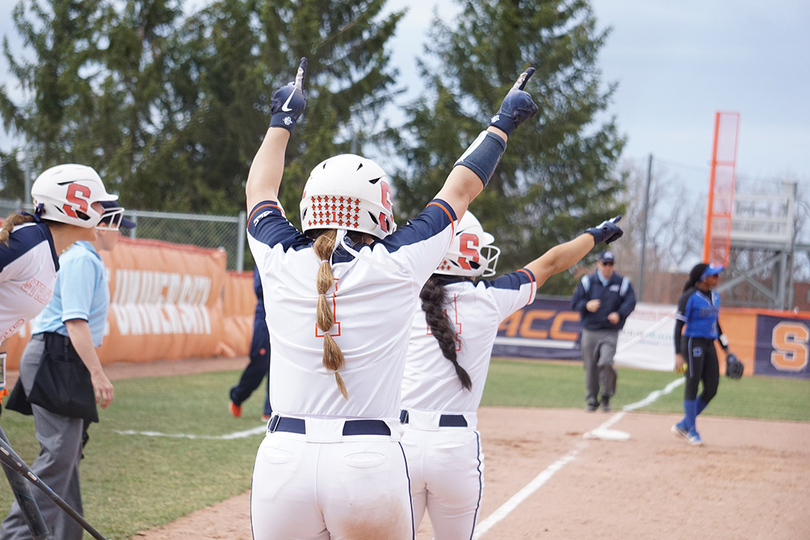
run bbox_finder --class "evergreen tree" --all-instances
[257,0,404,220]
[0,0,107,179]
[392,0,626,293]
[0,0,403,218]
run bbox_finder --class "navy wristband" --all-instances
[270,112,297,132]
[454,131,507,186]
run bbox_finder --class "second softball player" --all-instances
[400,212,623,539]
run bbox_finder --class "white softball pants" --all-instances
[251,418,414,540]
[401,411,484,540]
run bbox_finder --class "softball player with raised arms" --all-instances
[245,58,538,539]
[400,213,623,539]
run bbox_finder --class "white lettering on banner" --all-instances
[113,303,212,336]
[111,270,213,336]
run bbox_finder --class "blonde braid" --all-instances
[0,213,35,247]
[312,230,348,399]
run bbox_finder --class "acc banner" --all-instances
[494,297,581,360]
[755,313,810,378]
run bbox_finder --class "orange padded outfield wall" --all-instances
[3,238,254,370]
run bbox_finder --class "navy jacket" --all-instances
[571,271,636,331]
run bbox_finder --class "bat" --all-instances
[0,426,48,540]
[0,433,109,540]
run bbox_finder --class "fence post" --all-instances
[237,211,246,272]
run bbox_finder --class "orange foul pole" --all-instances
[703,111,740,266]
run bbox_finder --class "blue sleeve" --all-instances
[571,278,588,312]
[379,199,457,254]
[674,291,691,353]
[247,201,312,252]
[59,253,99,322]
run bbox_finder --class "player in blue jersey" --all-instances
[672,263,733,446]
[400,212,623,539]
[245,58,537,539]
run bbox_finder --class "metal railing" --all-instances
[0,200,247,271]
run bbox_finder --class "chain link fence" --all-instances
[0,199,248,271]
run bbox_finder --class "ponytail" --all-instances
[312,230,348,399]
[0,212,35,247]
[420,276,472,390]
[683,263,709,292]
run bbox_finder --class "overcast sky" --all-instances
[2,0,808,196]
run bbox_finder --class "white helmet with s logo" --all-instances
[436,211,500,277]
[31,164,117,228]
[299,154,396,239]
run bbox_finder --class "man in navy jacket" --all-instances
[571,251,636,411]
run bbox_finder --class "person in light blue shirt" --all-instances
[1,200,133,540]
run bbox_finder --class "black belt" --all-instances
[399,410,468,428]
[267,416,391,436]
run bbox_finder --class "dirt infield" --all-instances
[90,358,809,540]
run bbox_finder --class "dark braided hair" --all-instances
[419,276,472,390]
[683,263,710,292]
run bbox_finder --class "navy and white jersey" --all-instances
[676,287,721,339]
[401,270,536,413]
[0,221,59,344]
[247,198,457,420]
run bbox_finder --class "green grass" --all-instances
[0,359,807,538]
[483,358,810,422]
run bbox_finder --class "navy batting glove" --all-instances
[270,58,308,132]
[489,67,539,137]
[585,215,623,244]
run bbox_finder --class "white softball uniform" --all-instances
[0,220,59,344]
[400,272,537,539]
[247,198,457,540]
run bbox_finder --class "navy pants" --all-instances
[682,336,719,404]
[230,322,272,416]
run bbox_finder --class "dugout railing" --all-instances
[0,199,248,272]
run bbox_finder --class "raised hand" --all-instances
[489,67,539,136]
[270,57,308,132]
[585,215,623,244]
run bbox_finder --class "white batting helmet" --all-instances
[31,164,117,228]
[436,211,500,277]
[299,154,396,239]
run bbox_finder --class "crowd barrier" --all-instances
[4,238,254,370]
[493,297,810,379]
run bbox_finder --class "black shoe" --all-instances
[601,396,611,412]
[586,401,599,412]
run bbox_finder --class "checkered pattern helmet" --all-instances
[31,164,117,228]
[299,154,396,239]
[436,211,500,277]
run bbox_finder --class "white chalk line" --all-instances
[116,425,266,440]
[473,377,684,539]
